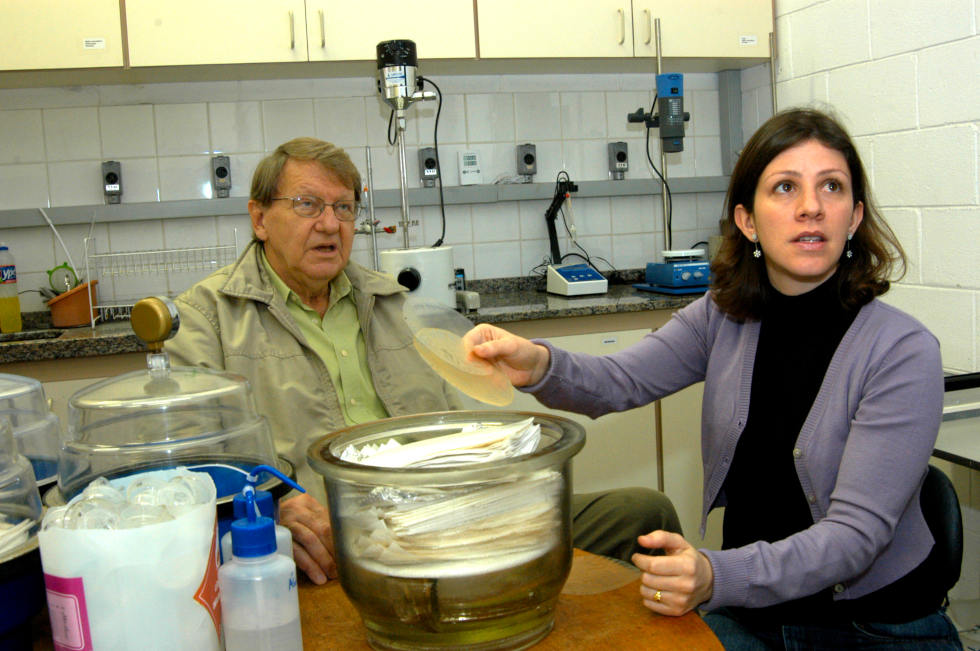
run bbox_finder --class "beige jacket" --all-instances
[165,242,462,502]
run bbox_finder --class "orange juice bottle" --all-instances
[0,243,23,334]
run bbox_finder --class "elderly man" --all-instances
[167,137,680,585]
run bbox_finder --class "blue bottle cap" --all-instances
[230,515,276,558]
[232,489,274,520]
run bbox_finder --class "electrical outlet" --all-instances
[102,161,122,204]
[211,156,231,198]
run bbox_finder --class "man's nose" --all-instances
[314,205,342,229]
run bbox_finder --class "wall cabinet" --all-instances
[126,0,309,67]
[126,0,473,68]
[0,0,123,71]
[632,0,772,59]
[477,0,635,59]
[3,1,771,80]
[305,1,475,62]
[478,0,771,60]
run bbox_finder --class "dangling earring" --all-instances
[752,234,761,259]
[845,232,853,259]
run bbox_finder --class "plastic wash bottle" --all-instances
[219,489,303,651]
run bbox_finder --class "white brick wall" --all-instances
[757,0,980,608]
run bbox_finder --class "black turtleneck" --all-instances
[721,271,943,624]
[723,272,856,554]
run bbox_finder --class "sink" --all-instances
[0,329,64,343]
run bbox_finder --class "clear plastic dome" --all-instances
[0,373,62,487]
[60,362,278,500]
[0,417,43,550]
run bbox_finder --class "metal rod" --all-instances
[365,146,379,271]
[769,32,778,115]
[653,17,667,496]
[395,110,411,249]
[654,18,671,252]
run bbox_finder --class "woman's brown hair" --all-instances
[710,108,905,320]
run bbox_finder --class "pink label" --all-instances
[44,575,93,651]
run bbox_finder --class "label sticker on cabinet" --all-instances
[739,35,758,46]
[82,38,106,50]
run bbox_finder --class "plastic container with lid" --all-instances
[0,416,45,646]
[0,373,62,488]
[47,297,294,544]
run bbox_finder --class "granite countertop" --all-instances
[0,274,702,364]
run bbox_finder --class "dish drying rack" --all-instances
[83,232,239,328]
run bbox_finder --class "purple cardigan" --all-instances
[526,294,943,610]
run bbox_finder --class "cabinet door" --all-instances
[0,0,123,71]
[633,0,772,59]
[126,0,308,67]
[477,0,633,58]
[306,1,475,61]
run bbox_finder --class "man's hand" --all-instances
[280,493,336,585]
[631,530,715,616]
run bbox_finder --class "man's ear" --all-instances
[249,200,268,242]
[733,204,756,241]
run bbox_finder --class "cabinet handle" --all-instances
[288,10,295,50]
[644,9,652,45]
[617,8,625,45]
[319,9,325,48]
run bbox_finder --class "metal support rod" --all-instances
[769,32,778,115]
[653,16,666,495]
[395,110,411,249]
[654,18,671,251]
[365,147,379,271]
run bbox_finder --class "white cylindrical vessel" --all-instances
[219,516,302,651]
[379,246,455,308]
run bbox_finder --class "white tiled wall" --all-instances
[746,0,980,607]
[743,0,979,376]
[0,72,727,311]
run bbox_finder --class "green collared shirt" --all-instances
[260,248,388,425]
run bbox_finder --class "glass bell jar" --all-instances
[308,410,585,651]
[49,297,292,539]
[0,373,62,489]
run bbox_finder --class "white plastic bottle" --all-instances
[0,243,22,334]
[220,488,293,564]
[219,509,303,651]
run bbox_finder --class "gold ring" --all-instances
[653,590,662,603]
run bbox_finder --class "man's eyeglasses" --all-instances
[271,195,361,221]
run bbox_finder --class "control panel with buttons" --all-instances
[633,256,710,295]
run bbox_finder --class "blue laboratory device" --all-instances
[547,263,608,296]
[633,250,709,295]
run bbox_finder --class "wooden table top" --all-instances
[299,549,722,650]
[32,549,721,650]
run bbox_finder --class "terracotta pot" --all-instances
[46,280,98,328]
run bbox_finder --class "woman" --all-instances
[464,109,960,649]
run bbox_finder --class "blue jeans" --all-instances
[703,606,963,650]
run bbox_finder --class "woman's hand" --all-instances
[279,493,336,585]
[631,530,715,616]
[463,324,551,387]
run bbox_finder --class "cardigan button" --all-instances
[833,583,845,593]
[792,448,802,458]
